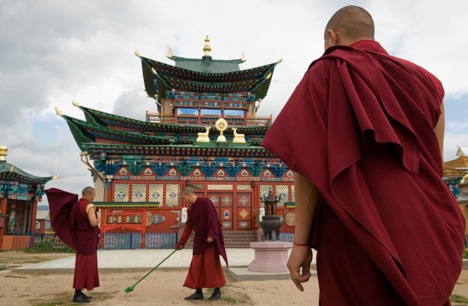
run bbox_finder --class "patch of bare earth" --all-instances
[0,251,466,306]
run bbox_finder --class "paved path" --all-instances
[13,248,319,280]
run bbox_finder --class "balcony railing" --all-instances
[146,112,272,126]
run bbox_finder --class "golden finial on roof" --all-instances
[241,51,247,63]
[135,50,141,58]
[72,100,79,107]
[266,72,272,80]
[9,166,14,173]
[52,174,60,180]
[203,35,211,56]
[151,67,157,75]
[55,106,62,116]
[277,57,283,63]
[0,145,7,162]
[166,47,172,58]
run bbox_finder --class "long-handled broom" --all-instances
[125,249,178,293]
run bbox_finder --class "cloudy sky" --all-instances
[1,0,467,204]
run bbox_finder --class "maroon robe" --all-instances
[261,40,465,305]
[177,197,227,289]
[46,188,100,290]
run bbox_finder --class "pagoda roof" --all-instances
[75,104,270,136]
[61,115,194,151]
[139,55,279,100]
[0,161,56,184]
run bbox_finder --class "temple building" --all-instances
[57,36,296,249]
[443,147,468,241]
[0,146,57,250]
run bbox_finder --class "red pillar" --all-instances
[0,198,8,249]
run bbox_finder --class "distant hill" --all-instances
[37,205,49,211]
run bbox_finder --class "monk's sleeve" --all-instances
[261,62,331,191]
[177,214,193,245]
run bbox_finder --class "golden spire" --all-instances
[203,35,211,56]
[135,50,141,58]
[0,145,7,162]
[166,47,172,58]
[72,100,79,107]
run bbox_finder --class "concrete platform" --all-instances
[12,248,318,281]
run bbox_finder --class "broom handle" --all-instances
[131,249,177,287]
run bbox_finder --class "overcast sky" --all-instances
[1,0,467,204]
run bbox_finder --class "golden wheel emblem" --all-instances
[215,118,228,142]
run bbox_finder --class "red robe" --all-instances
[177,197,227,289]
[261,40,465,305]
[46,188,100,290]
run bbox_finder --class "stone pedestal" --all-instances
[248,241,292,273]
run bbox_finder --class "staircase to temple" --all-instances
[184,230,258,248]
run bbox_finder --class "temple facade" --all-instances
[58,37,296,249]
[0,146,57,250]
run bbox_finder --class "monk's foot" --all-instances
[209,289,221,301]
[184,292,204,300]
[72,293,91,303]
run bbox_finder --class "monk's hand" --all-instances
[207,236,214,243]
[287,246,313,292]
[176,243,185,250]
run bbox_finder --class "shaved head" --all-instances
[325,5,374,43]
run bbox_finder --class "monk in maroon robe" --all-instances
[176,187,228,301]
[261,5,465,306]
[46,187,100,303]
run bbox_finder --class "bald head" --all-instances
[324,5,374,49]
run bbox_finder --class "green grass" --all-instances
[24,240,75,254]
[451,294,468,304]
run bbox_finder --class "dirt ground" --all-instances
[0,251,467,306]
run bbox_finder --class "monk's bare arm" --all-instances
[434,101,445,163]
[87,207,100,227]
[287,172,321,292]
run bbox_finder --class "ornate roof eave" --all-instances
[140,56,279,99]
[80,143,276,159]
[71,104,271,136]
[61,116,194,147]
[94,202,160,208]
[0,162,56,185]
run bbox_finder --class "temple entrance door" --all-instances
[207,192,233,230]
[236,192,252,230]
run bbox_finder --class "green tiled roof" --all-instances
[170,55,242,73]
[140,56,278,100]
[0,161,55,184]
[77,105,270,136]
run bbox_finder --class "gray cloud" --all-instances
[1,0,467,202]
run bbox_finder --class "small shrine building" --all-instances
[57,37,296,249]
[0,146,57,250]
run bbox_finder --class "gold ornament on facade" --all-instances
[196,126,211,143]
[166,47,172,58]
[215,118,228,142]
[134,50,141,58]
[241,51,247,62]
[72,100,79,107]
[232,128,246,143]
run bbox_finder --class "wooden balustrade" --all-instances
[145,112,271,126]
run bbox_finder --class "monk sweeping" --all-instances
[261,5,466,306]
[46,187,100,303]
[176,187,228,301]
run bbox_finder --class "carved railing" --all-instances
[146,112,272,126]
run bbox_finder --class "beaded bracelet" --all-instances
[293,241,310,247]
